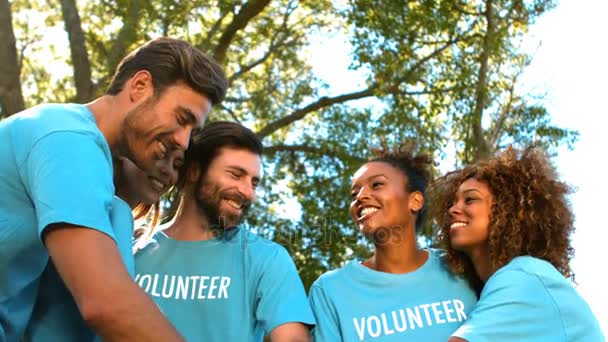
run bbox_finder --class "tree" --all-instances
[0,0,25,116]
[3,0,577,288]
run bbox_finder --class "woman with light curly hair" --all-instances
[431,147,604,341]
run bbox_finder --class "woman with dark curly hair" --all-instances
[309,143,478,341]
[430,147,604,341]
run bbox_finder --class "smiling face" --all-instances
[448,178,494,253]
[193,147,261,229]
[117,148,183,207]
[122,82,211,176]
[349,162,423,238]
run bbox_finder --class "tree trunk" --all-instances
[471,0,495,161]
[106,0,143,76]
[0,0,25,117]
[60,0,94,103]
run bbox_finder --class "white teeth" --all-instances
[450,222,467,230]
[150,178,165,190]
[226,199,241,209]
[158,141,168,158]
[360,207,378,217]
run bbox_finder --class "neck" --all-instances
[364,225,428,274]
[113,161,138,209]
[87,95,127,154]
[165,195,217,241]
[114,188,139,209]
[467,245,493,282]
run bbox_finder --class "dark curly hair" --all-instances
[431,147,575,291]
[368,142,435,231]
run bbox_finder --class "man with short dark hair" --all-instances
[134,121,315,341]
[0,37,227,341]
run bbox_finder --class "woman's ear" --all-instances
[409,191,424,212]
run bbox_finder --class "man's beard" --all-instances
[119,96,158,169]
[194,177,252,231]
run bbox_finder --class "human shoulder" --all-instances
[490,256,563,287]
[238,227,290,257]
[482,257,562,307]
[17,103,98,132]
[13,104,106,161]
[310,261,358,291]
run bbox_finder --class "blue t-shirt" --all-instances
[309,249,478,341]
[452,256,605,341]
[134,226,315,341]
[0,104,117,342]
[23,197,134,342]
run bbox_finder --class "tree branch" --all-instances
[201,4,234,51]
[212,0,272,64]
[488,67,525,147]
[228,37,295,84]
[263,144,365,163]
[256,32,467,139]
[256,87,376,139]
[219,103,241,123]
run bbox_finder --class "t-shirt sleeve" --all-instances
[254,246,316,334]
[451,270,561,341]
[24,131,115,240]
[308,281,342,342]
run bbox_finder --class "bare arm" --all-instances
[448,337,468,342]
[45,224,184,341]
[269,322,311,342]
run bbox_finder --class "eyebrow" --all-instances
[351,174,388,188]
[461,188,482,195]
[176,106,199,126]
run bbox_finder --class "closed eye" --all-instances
[228,170,241,179]
[176,114,187,126]
[173,158,184,170]
[464,197,478,204]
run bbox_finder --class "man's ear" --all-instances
[409,191,424,212]
[127,70,154,103]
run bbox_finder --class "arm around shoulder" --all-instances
[45,224,184,341]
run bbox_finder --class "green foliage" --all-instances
[7,0,576,288]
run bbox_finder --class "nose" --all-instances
[174,127,192,150]
[237,180,255,203]
[157,164,177,189]
[448,200,461,217]
[354,186,371,203]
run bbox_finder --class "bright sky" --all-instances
[528,0,608,333]
[308,0,607,334]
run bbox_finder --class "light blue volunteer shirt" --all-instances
[23,196,135,341]
[452,256,605,341]
[0,104,116,342]
[309,249,478,341]
[134,226,316,341]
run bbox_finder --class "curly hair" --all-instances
[431,147,575,290]
[368,141,435,231]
